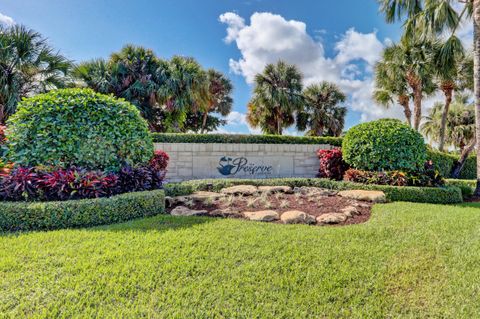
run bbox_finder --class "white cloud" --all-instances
[0,12,14,26]
[225,111,248,126]
[219,12,401,125]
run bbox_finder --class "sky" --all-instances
[1,0,410,134]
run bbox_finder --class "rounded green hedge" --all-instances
[0,189,165,231]
[6,88,153,170]
[342,119,427,172]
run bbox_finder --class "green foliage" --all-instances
[152,133,343,146]
[6,88,153,170]
[445,179,475,199]
[164,177,462,204]
[342,119,427,171]
[427,149,477,179]
[0,189,165,231]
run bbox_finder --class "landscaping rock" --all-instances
[170,206,208,217]
[243,210,279,222]
[316,213,348,225]
[338,190,386,203]
[189,191,225,202]
[209,208,243,218]
[221,185,258,196]
[258,186,293,194]
[280,210,316,224]
[341,206,359,218]
[293,187,337,196]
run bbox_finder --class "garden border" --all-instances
[164,178,463,204]
[0,189,165,232]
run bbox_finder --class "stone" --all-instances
[293,186,337,196]
[258,186,293,194]
[280,210,316,224]
[341,206,359,218]
[209,208,243,218]
[316,213,348,225]
[165,196,175,208]
[170,206,208,217]
[220,185,258,196]
[188,191,225,202]
[338,190,386,203]
[243,210,279,222]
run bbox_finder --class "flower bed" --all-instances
[0,189,165,231]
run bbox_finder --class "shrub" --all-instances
[164,178,462,204]
[445,179,475,199]
[150,150,170,171]
[317,149,349,180]
[342,119,427,171]
[0,189,165,231]
[6,88,153,170]
[152,133,343,146]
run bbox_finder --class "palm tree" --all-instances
[296,82,347,137]
[157,56,208,132]
[200,69,233,133]
[377,0,480,194]
[373,48,413,126]
[247,61,303,135]
[0,25,72,123]
[74,45,168,131]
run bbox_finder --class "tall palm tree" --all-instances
[0,25,72,123]
[296,82,347,137]
[247,61,303,135]
[373,49,413,126]
[377,0,480,194]
[200,69,233,133]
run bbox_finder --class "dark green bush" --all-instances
[427,149,477,179]
[0,189,165,232]
[445,179,475,198]
[6,88,153,170]
[164,178,462,204]
[342,119,427,171]
[152,133,343,146]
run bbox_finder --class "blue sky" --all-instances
[1,0,403,134]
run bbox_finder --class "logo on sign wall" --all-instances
[217,156,273,176]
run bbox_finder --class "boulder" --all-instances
[258,186,293,194]
[209,208,243,218]
[189,191,225,202]
[316,213,348,225]
[220,185,258,196]
[341,206,360,218]
[280,210,316,224]
[338,190,386,203]
[293,187,337,196]
[170,206,208,217]
[243,210,279,222]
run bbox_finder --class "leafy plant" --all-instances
[342,119,427,171]
[317,149,349,180]
[6,89,154,170]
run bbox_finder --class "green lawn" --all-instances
[2,202,480,318]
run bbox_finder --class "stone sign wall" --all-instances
[154,143,334,182]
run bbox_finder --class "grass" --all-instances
[2,202,480,318]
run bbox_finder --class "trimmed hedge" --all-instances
[152,133,343,146]
[0,189,165,232]
[164,178,462,204]
[427,149,476,179]
[445,179,476,198]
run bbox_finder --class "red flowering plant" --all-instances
[317,149,349,180]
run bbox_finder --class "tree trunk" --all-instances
[438,83,454,152]
[413,84,423,131]
[474,0,480,196]
[200,111,208,134]
[452,138,476,179]
[398,95,412,127]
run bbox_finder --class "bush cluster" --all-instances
[317,149,349,180]
[0,189,165,231]
[427,149,476,179]
[6,89,154,171]
[0,150,169,202]
[343,164,444,188]
[152,133,343,146]
[342,119,427,172]
[164,177,462,204]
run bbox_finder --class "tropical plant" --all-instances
[6,88,153,170]
[377,0,480,194]
[296,82,347,136]
[0,25,72,124]
[246,61,303,135]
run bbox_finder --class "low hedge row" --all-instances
[164,178,463,204]
[0,189,165,232]
[152,133,343,146]
[445,179,476,198]
[427,149,476,179]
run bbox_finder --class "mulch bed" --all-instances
[167,192,372,226]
